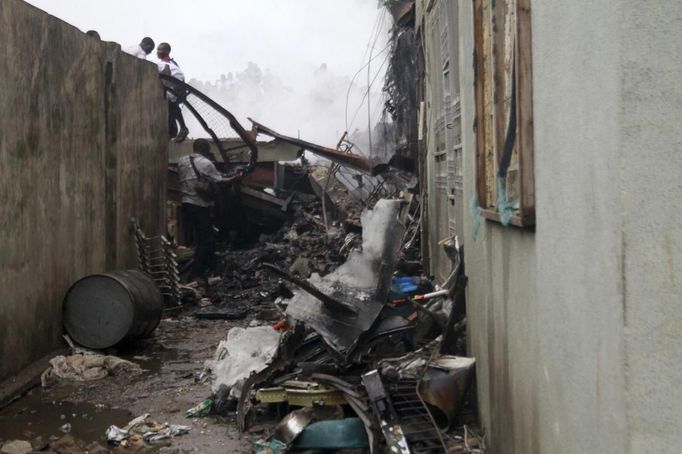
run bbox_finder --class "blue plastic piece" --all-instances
[391,276,420,295]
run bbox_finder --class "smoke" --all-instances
[185,60,388,150]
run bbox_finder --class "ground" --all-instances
[0,310,268,453]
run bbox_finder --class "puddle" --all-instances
[115,339,190,374]
[0,389,132,444]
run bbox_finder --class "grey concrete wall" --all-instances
[452,0,682,453]
[0,0,167,381]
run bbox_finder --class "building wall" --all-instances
[421,0,465,283]
[417,0,682,452]
[0,0,167,381]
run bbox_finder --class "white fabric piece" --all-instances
[41,354,142,387]
[206,326,281,396]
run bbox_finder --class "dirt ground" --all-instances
[0,308,271,453]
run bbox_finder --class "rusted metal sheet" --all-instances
[249,119,377,175]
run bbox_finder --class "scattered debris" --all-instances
[185,399,213,418]
[172,184,475,452]
[106,414,190,447]
[40,354,143,388]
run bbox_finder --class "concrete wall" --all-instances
[0,0,167,381]
[416,0,682,452]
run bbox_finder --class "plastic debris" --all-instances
[106,413,190,446]
[185,399,213,418]
[143,424,191,444]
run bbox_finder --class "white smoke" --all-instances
[185,60,388,149]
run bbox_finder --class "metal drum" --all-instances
[63,270,163,349]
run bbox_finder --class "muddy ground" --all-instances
[0,309,272,453]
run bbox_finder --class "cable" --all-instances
[344,44,391,131]
[344,7,390,132]
[347,49,391,132]
[366,9,387,156]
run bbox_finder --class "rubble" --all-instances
[182,183,476,452]
[1,65,479,454]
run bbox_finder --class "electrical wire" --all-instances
[347,49,391,133]
[343,44,391,131]
[344,8,390,133]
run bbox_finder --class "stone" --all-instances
[0,440,32,454]
[48,435,83,454]
[30,436,49,451]
[83,441,110,453]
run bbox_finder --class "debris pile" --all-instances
[186,191,477,453]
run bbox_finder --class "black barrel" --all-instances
[63,270,163,349]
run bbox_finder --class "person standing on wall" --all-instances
[157,42,189,142]
[124,37,155,59]
[177,139,242,292]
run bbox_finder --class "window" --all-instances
[473,0,535,227]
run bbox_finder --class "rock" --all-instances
[83,441,110,453]
[48,435,83,454]
[158,448,183,454]
[31,436,49,451]
[1,440,32,454]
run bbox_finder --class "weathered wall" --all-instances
[417,0,682,452]
[421,0,465,283]
[0,0,167,381]
[462,0,682,452]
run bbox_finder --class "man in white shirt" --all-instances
[124,37,155,60]
[157,42,189,142]
[177,139,242,289]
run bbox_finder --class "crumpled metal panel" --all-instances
[286,200,406,358]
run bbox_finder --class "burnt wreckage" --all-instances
[151,76,480,453]
[46,72,476,452]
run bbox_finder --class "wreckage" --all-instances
[3,64,478,454]
[158,78,479,452]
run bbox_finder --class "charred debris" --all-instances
[149,73,480,451]
[7,9,479,451]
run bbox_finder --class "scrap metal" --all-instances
[249,119,378,175]
[159,74,258,171]
[132,219,181,307]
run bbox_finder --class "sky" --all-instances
[25,0,393,146]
